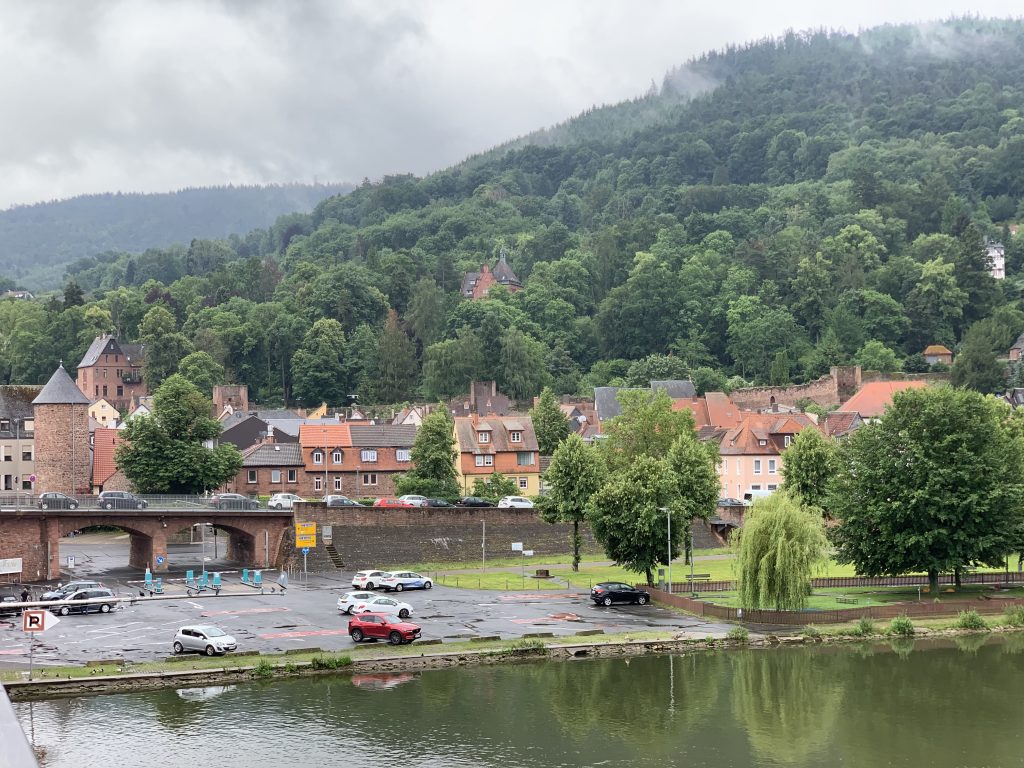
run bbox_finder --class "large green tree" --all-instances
[598,389,694,473]
[177,351,225,395]
[530,386,571,455]
[781,427,839,513]
[735,492,828,610]
[395,408,460,499]
[540,434,604,571]
[829,387,1024,593]
[139,305,194,390]
[291,317,349,406]
[372,310,419,403]
[116,375,242,493]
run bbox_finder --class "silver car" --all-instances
[172,625,238,656]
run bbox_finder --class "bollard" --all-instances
[186,569,195,585]
[155,578,163,594]
[242,568,250,584]
[254,570,263,587]
[212,572,222,588]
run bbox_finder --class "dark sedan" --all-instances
[97,491,147,510]
[37,492,80,510]
[591,582,650,606]
[209,493,260,510]
[322,495,364,507]
[456,497,491,507]
[423,498,455,507]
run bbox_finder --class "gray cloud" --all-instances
[0,0,1022,208]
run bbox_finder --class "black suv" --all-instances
[98,491,148,510]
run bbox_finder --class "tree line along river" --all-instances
[14,636,1024,767]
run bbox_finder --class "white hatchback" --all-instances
[172,625,238,656]
[398,495,428,506]
[379,571,433,592]
[497,496,534,508]
[268,493,304,510]
[338,592,413,619]
[351,570,390,590]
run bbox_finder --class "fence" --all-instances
[658,570,1024,594]
[645,586,1024,626]
[0,493,270,511]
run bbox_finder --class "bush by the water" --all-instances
[1004,606,1024,627]
[727,626,749,643]
[854,617,875,637]
[888,615,915,637]
[954,610,989,630]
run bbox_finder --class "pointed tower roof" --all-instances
[492,250,521,286]
[33,364,91,405]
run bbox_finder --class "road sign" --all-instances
[524,550,534,557]
[511,542,523,552]
[295,521,316,548]
[0,558,23,575]
[322,525,333,545]
[67,555,75,568]
[156,555,165,565]
[23,610,59,633]
[301,547,310,555]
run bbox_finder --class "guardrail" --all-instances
[0,494,280,511]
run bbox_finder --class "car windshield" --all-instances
[203,627,226,637]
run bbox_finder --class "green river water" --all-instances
[13,636,1024,768]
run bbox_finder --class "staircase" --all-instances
[325,544,345,569]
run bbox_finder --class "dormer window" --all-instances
[312,450,324,465]
[331,450,342,464]
[758,440,767,447]
[784,435,792,447]
[361,449,378,463]
[510,431,522,443]
[478,431,490,444]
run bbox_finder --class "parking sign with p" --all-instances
[23,609,58,633]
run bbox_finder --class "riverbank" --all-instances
[6,614,1024,702]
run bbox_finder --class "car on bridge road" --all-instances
[37,492,80,510]
[268,493,304,510]
[98,490,148,510]
[322,495,364,507]
[209,493,260,510]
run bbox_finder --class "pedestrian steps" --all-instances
[325,544,344,569]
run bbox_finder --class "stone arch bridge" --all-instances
[0,507,292,582]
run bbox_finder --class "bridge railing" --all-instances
[0,493,282,512]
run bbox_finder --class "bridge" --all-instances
[0,495,293,582]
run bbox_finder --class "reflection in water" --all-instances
[13,637,1024,768]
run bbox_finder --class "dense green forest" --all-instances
[4,19,1024,405]
[0,183,351,290]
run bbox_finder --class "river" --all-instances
[13,636,1024,768]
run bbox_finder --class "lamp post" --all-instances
[660,507,672,594]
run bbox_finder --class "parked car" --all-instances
[322,495,363,507]
[37,492,80,510]
[718,498,744,507]
[423,498,455,507]
[351,570,390,590]
[41,580,103,601]
[268,493,304,510]
[372,498,416,507]
[398,495,428,507]
[209,493,260,510]
[348,612,421,645]
[380,571,432,592]
[456,496,491,507]
[338,592,413,619]
[590,582,650,607]
[497,496,534,509]
[98,490,147,510]
[172,625,238,656]
[49,587,117,615]
[0,596,21,616]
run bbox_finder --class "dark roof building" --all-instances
[34,364,91,405]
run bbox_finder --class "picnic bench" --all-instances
[684,574,712,582]
[835,596,859,605]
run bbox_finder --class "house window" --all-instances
[95,386,99,396]
[518,477,529,490]
[331,450,342,464]
[721,459,727,474]
[736,459,741,475]
[0,420,8,431]
[22,448,32,461]
[768,459,777,474]
[754,459,762,475]
[758,439,767,446]
[362,473,378,486]
[360,449,378,463]
[312,451,323,465]
[247,470,257,484]
[517,451,534,466]
[102,385,108,396]
[116,385,124,397]
[314,477,323,491]
[21,476,32,490]
[478,431,490,444]
[23,419,32,433]
[510,431,522,443]
[784,435,792,447]
[751,484,762,491]
[396,449,411,462]
[334,477,342,491]
[287,469,297,483]
[271,470,282,483]
[1,447,10,462]
[767,484,778,491]
[475,455,485,467]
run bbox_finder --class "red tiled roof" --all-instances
[840,380,928,418]
[672,392,742,429]
[923,345,952,355]
[713,412,819,455]
[298,423,351,448]
[92,428,122,486]
[821,411,861,438]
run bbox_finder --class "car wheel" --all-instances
[395,583,404,592]
[424,581,432,590]
[136,502,144,510]
[173,641,184,654]
[637,595,648,605]
[40,503,48,510]
[205,645,216,657]
[343,606,352,615]
[602,596,613,607]
[389,631,403,645]
[350,629,364,642]
[59,606,70,616]
[398,609,410,619]
[100,603,111,613]
[70,502,78,510]
[365,582,375,590]
[103,502,113,510]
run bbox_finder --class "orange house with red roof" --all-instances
[298,423,416,498]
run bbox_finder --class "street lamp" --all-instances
[659,507,672,594]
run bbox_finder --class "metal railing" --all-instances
[0,494,293,512]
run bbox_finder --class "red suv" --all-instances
[348,612,422,645]
[372,498,415,507]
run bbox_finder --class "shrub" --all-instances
[283,662,298,674]
[251,659,275,679]
[505,638,547,656]
[1005,605,1024,627]
[854,617,875,637]
[802,624,821,639]
[311,655,354,669]
[888,615,915,637]
[954,610,989,631]
[727,626,749,643]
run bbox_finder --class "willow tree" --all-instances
[735,492,828,611]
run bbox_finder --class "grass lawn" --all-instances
[702,584,1024,609]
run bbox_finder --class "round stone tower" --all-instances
[32,363,92,495]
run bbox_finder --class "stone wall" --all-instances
[33,403,90,495]
[728,372,842,410]
[288,503,602,571]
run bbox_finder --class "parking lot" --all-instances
[0,534,731,668]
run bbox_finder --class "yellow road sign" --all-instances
[295,522,317,548]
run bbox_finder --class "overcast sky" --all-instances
[0,1,1021,209]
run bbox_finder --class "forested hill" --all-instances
[4,19,1024,406]
[0,183,351,290]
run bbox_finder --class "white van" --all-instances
[743,489,774,505]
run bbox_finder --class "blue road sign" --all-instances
[156,556,165,565]
[302,547,310,555]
